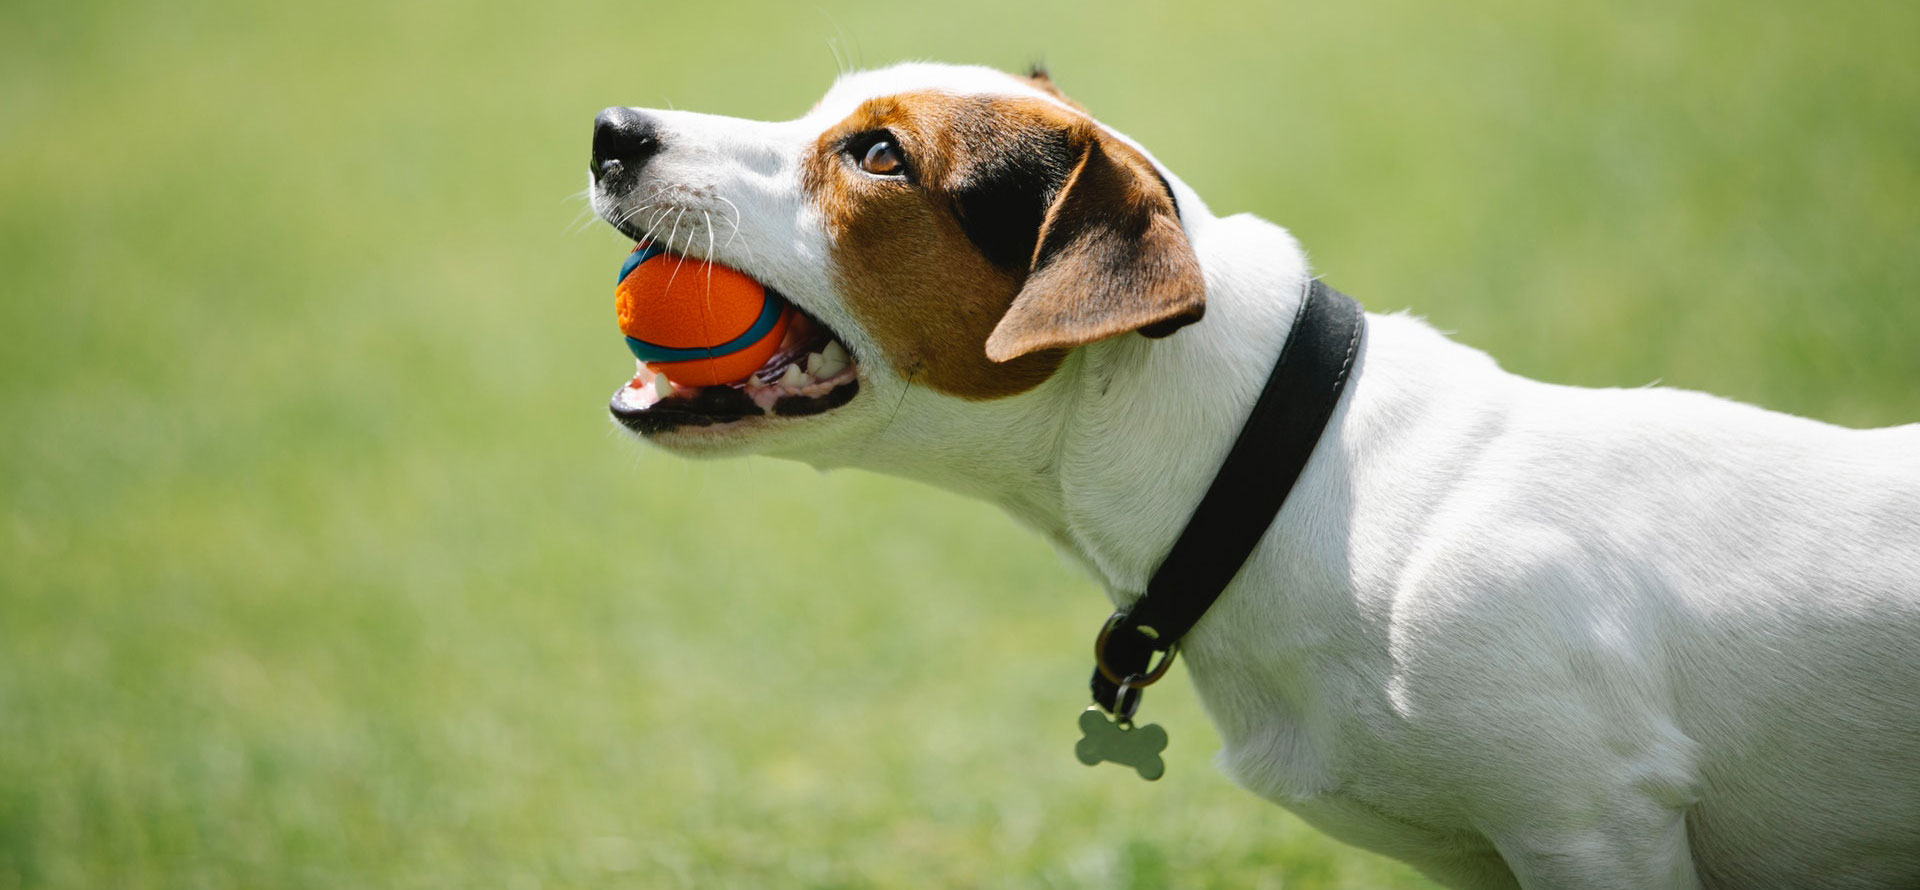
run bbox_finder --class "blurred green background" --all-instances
[2,0,1915,886]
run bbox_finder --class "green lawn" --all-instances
[2,0,1915,887]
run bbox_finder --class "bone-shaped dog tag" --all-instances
[1074,707,1168,780]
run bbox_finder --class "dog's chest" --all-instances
[1196,653,1473,841]
[1175,604,1464,840]
[1170,542,1510,865]
[1188,658,1525,890]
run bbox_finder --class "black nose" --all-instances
[592,107,662,182]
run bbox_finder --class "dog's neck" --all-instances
[800,213,1317,602]
[1050,215,1314,598]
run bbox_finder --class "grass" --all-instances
[1,0,1915,886]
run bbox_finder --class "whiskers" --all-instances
[713,195,750,261]
[565,187,608,235]
[877,364,918,442]
[816,8,862,77]
[660,208,690,290]
[579,184,755,271]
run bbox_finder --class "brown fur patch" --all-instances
[803,88,1202,399]
[804,92,1077,400]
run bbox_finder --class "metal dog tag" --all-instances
[1074,707,1168,781]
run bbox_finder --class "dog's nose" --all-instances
[592,107,662,182]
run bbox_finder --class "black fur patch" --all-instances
[946,117,1078,271]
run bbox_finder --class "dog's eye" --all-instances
[859,139,906,176]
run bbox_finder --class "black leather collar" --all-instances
[1091,278,1365,716]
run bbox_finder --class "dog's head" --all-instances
[590,63,1206,460]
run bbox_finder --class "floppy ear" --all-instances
[983,131,1205,363]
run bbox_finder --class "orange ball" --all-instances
[615,241,792,387]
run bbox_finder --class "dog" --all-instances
[587,63,1920,889]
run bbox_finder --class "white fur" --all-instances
[592,63,1920,889]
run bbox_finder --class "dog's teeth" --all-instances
[823,341,848,366]
[654,374,673,399]
[805,352,825,376]
[779,363,806,390]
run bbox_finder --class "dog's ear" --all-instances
[1025,64,1085,111]
[983,129,1205,363]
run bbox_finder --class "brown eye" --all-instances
[859,139,905,176]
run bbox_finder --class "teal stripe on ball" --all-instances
[624,290,789,363]
[617,241,667,283]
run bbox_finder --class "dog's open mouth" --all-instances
[610,310,861,434]
[607,247,861,435]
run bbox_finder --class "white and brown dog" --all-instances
[587,63,1920,889]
